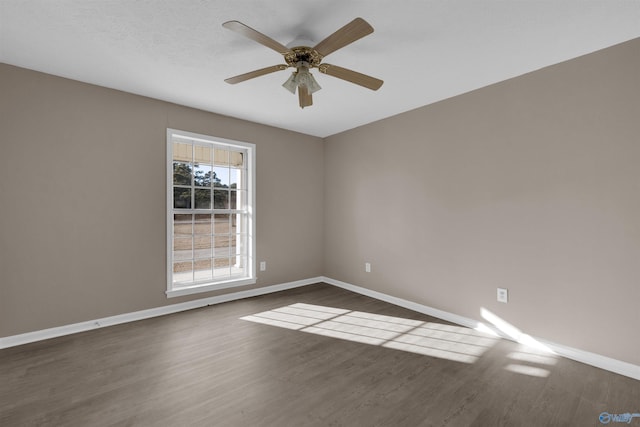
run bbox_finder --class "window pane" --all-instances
[194,234,212,259]
[174,214,192,235]
[214,259,231,278]
[173,236,192,261]
[194,258,212,281]
[194,164,213,187]
[194,214,212,234]
[214,235,231,258]
[214,214,229,233]
[173,162,192,185]
[213,166,229,188]
[214,189,229,209]
[231,214,239,234]
[214,246,229,258]
[174,188,191,209]
[173,261,193,283]
[234,234,247,256]
[232,190,247,210]
[194,189,211,209]
[229,190,237,209]
[229,168,239,189]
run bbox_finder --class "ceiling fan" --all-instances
[222,18,383,108]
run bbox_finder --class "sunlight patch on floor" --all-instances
[480,308,555,353]
[505,348,559,377]
[241,303,498,363]
[480,307,559,377]
[504,363,552,378]
[508,351,558,366]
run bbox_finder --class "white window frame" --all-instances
[166,129,256,298]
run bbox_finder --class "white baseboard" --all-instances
[2,275,638,381]
[321,276,640,381]
[0,277,322,350]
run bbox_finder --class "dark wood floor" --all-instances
[1,283,638,426]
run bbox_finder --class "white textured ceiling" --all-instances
[1,1,640,138]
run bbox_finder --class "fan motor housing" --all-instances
[284,47,323,68]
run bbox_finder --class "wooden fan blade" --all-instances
[313,18,374,57]
[222,21,292,55]
[319,64,383,90]
[298,85,313,108]
[225,65,288,84]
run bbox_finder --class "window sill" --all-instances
[166,277,257,298]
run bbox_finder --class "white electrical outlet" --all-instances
[365,262,371,273]
[497,288,508,303]
[260,261,266,271]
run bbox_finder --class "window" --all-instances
[166,129,255,297]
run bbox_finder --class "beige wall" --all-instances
[324,38,640,366]
[0,63,324,337]
[2,38,639,367]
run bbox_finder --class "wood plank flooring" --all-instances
[1,283,638,426]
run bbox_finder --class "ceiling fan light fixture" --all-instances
[282,72,298,94]
[282,67,322,95]
[298,67,322,94]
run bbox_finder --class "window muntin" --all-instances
[167,129,255,297]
